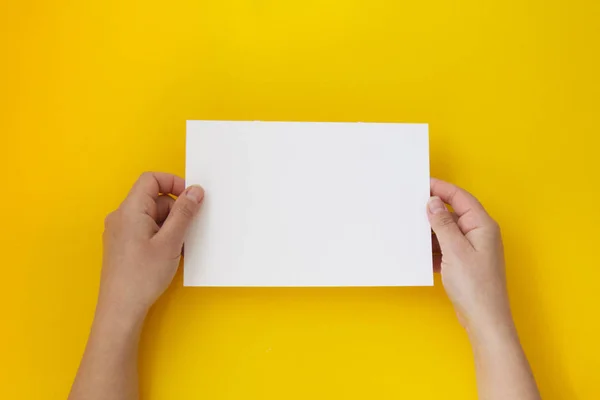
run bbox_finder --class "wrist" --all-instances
[93,297,148,336]
[465,312,518,347]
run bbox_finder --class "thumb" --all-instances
[155,185,205,251]
[427,196,470,253]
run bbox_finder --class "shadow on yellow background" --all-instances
[1,0,598,399]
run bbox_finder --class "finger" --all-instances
[427,196,472,253]
[156,195,176,224]
[140,194,175,222]
[430,177,492,234]
[129,172,186,200]
[154,185,205,252]
[430,178,484,217]
[431,212,457,250]
[451,212,458,223]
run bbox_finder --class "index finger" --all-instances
[430,177,486,218]
[129,172,186,200]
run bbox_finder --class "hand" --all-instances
[98,172,204,322]
[428,178,512,336]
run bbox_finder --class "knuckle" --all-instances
[141,196,156,217]
[488,219,501,235]
[137,171,154,185]
[436,214,455,228]
[140,171,153,180]
[175,201,195,219]
[491,218,500,230]
[446,187,458,205]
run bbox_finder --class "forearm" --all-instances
[468,320,540,400]
[69,303,145,400]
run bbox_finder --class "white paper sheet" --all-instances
[184,121,432,287]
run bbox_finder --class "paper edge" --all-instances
[183,120,433,288]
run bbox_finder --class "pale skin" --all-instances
[69,173,540,400]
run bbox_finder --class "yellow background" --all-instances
[1,0,599,398]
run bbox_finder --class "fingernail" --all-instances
[185,185,205,204]
[428,196,446,214]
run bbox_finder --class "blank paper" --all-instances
[184,121,432,287]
